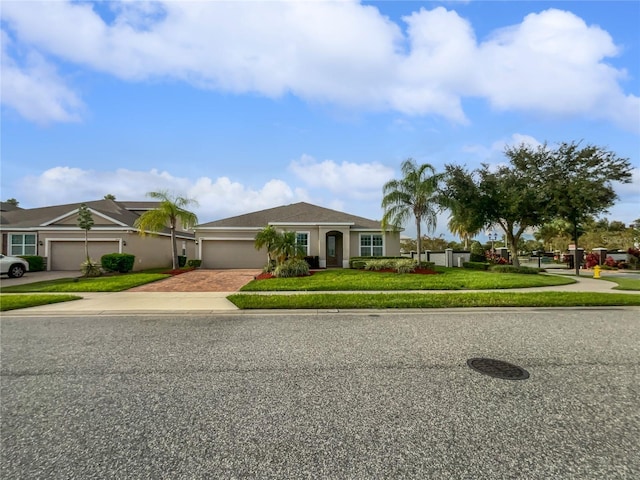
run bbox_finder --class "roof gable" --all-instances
[196,202,381,229]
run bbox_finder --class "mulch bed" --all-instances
[162,267,196,276]
[254,268,437,280]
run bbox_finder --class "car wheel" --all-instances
[8,264,25,278]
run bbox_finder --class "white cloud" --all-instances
[289,154,394,197]
[19,167,310,221]
[463,133,542,159]
[2,2,637,128]
[0,30,84,124]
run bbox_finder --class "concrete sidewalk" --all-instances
[3,273,637,316]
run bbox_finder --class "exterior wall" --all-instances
[34,231,192,271]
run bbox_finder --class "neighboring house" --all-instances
[194,202,401,269]
[0,199,195,271]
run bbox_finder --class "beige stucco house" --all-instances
[0,199,195,271]
[194,202,401,269]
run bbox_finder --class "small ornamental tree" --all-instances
[77,203,100,276]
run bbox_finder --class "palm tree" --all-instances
[133,191,199,269]
[381,158,444,265]
[254,225,280,266]
[272,231,306,265]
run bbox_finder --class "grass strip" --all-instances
[1,294,82,311]
[0,273,169,293]
[240,268,576,292]
[228,292,640,310]
[600,277,640,291]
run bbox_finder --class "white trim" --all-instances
[195,227,262,231]
[359,232,385,257]
[269,222,354,226]
[199,237,255,241]
[41,207,128,227]
[295,231,311,256]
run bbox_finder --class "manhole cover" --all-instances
[467,358,530,380]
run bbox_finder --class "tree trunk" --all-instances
[415,217,422,266]
[508,232,520,267]
[573,224,580,276]
[84,229,90,262]
[171,227,178,270]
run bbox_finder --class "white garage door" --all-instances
[50,241,120,271]
[202,240,266,269]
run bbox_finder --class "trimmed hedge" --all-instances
[463,261,490,271]
[101,253,135,273]
[489,265,541,275]
[350,256,406,269]
[187,259,202,268]
[20,255,45,272]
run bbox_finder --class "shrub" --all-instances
[585,253,599,268]
[489,265,540,274]
[101,253,135,273]
[186,259,202,268]
[350,256,406,268]
[20,255,45,272]
[80,259,102,277]
[604,256,617,268]
[273,258,310,278]
[364,259,396,271]
[463,261,489,270]
[395,259,417,274]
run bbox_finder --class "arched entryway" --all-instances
[326,231,343,268]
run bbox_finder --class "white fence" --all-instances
[403,249,471,267]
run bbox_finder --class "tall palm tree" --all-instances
[134,191,199,269]
[381,158,444,264]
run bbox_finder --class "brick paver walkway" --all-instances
[128,269,260,292]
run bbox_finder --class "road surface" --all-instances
[2,308,639,479]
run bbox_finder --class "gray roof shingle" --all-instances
[197,202,381,229]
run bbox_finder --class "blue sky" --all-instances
[2,0,638,240]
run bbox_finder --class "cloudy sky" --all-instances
[1,0,638,239]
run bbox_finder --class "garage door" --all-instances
[50,241,120,271]
[202,240,266,269]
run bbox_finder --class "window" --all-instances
[360,234,383,256]
[295,232,309,255]
[10,234,37,255]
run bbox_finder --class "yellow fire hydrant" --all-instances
[593,265,601,279]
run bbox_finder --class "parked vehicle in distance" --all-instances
[0,254,29,278]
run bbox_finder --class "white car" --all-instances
[0,254,29,278]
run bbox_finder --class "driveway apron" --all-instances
[127,269,260,292]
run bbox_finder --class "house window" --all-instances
[295,232,309,255]
[10,233,37,255]
[360,234,383,257]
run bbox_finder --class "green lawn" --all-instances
[228,291,640,309]
[1,294,82,311]
[0,273,169,293]
[240,268,576,291]
[600,276,640,291]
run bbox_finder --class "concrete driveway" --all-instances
[0,270,77,287]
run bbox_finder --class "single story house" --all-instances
[194,202,401,269]
[0,199,196,271]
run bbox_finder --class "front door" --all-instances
[326,232,343,267]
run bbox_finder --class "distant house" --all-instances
[194,202,400,269]
[0,199,195,271]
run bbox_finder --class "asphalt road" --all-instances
[2,309,639,479]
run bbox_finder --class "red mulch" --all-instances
[253,268,437,280]
[162,267,196,276]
